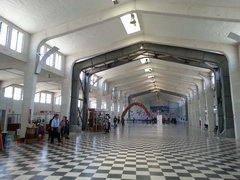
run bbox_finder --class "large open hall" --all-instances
[0,0,240,180]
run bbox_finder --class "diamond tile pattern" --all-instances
[0,124,240,180]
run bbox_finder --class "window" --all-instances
[10,28,23,53]
[46,94,52,104]
[78,100,81,108]
[0,21,8,46]
[90,98,97,109]
[111,103,114,111]
[13,87,22,100]
[55,96,61,105]
[4,86,23,100]
[211,72,215,87]
[80,72,84,81]
[40,93,46,103]
[55,53,62,70]
[101,102,106,109]
[103,82,107,91]
[90,75,98,87]
[34,93,40,103]
[4,86,13,98]
[46,51,54,67]
[118,91,121,99]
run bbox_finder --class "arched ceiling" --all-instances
[96,58,211,103]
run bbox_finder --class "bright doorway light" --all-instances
[144,68,152,73]
[140,58,150,64]
[120,13,141,34]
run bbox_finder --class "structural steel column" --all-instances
[96,80,103,109]
[69,66,81,129]
[219,61,234,137]
[205,80,215,132]
[199,80,207,130]
[82,75,90,130]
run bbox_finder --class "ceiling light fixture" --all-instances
[130,13,136,25]
[112,0,119,5]
[144,68,152,73]
[120,13,140,34]
[148,75,154,79]
[140,58,150,64]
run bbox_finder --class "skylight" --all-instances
[120,13,141,34]
[144,68,152,73]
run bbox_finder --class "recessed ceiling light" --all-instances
[120,13,141,34]
[140,58,150,64]
[144,68,152,73]
[148,75,154,79]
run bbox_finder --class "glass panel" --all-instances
[40,93,46,103]
[4,86,13,98]
[34,93,40,103]
[46,94,52,104]
[90,99,96,108]
[13,87,22,100]
[55,96,61,105]
[55,54,62,70]
[0,22,8,46]
[16,32,23,52]
[10,29,18,50]
[46,48,50,65]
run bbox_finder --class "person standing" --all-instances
[117,115,120,124]
[121,117,125,126]
[60,118,66,140]
[48,116,54,141]
[113,116,117,128]
[51,114,61,143]
[64,116,70,139]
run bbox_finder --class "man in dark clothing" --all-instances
[51,114,61,143]
[48,118,53,140]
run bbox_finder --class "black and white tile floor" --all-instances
[0,124,240,180]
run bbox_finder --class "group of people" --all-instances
[105,114,125,133]
[48,114,70,144]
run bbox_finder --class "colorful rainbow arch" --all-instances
[121,102,151,119]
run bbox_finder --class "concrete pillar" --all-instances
[192,90,198,128]
[96,80,103,109]
[188,97,193,126]
[113,88,118,117]
[20,63,37,137]
[195,86,201,128]
[60,58,75,118]
[106,95,112,114]
[199,80,207,130]
[119,92,123,115]
[205,79,215,132]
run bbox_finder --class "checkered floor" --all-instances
[0,124,240,180]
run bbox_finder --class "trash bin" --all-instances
[4,135,12,149]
